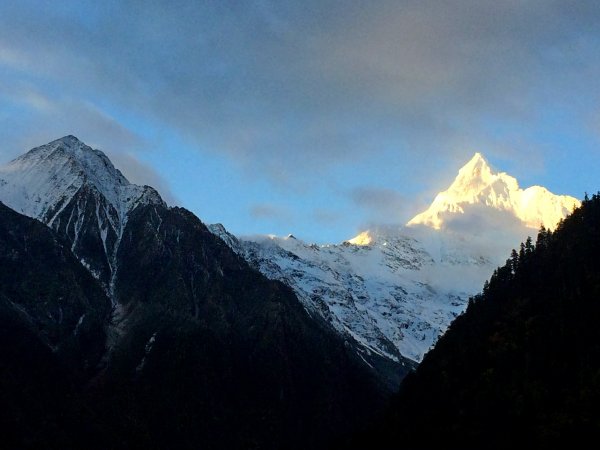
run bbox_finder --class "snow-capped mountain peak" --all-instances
[0,135,163,223]
[0,136,164,294]
[407,152,579,230]
[451,152,497,193]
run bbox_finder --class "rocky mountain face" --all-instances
[0,137,386,449]
[211,154,579,384]
[0,201,111,362]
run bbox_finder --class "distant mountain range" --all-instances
[209,152,578,384]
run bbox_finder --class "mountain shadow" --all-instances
[0,201,111,448]
[91,203,387,449]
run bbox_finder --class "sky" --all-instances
[1,0,600,243]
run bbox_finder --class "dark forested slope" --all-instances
[354,193,600,448]
[0,198,387,450]
[93,204,386,450]
[0,202,111,448]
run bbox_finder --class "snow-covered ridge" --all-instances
[221,225,495,364]
[211,152,580,366]
[407,152,579,231]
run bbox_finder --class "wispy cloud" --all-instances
[350,187,406,224]
[249,203,292,221]
[0,81,141,157]
[312,208,342,226]
[105,150,178,206]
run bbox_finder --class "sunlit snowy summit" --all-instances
[211,152,580,383]
[407,152,579,230]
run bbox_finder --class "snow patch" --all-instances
[136,332,157,373]
[73,314,86,335]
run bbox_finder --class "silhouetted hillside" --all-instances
[0,197,386,450]
[352,193,600,448]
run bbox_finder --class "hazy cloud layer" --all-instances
[350,187,406,224]
[312,208,342,226]
[2,1,599,171]
[105,151,178,206]
[249,203,292,221]
[0,80,143,158]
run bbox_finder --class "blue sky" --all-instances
[1,1,600,243]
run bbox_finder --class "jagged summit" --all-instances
[453,152,495,191]
[345,152,578,252]
[15,135,123,178]
[461,152,489,172]
[406,152,579,231]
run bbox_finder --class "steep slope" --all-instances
[210,225,423,387]
[0,201,111,448]
[0,201,111,371]
[0,135,163,295]
[212,153,578,383]
[353,194,600,448]
[91,204,386,449]
[0,137,387,449]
